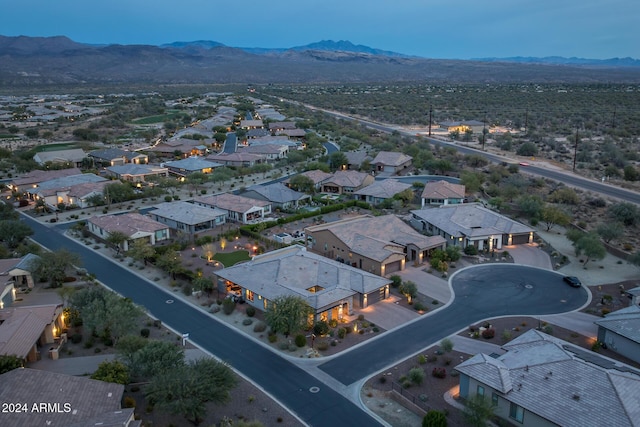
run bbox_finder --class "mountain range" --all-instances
[1,35,639,88]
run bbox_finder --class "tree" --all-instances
[517,194,544,220]
[574,232,606,268]
[623,165,639,181]
[445,246,461,263]
[106,231,129,254]
[516,141,538,156]
[463,394,494,427]
[0,202,19,220]
[264,295,313,337]
[129,340,185,381]
[104,182,135,205]
[462,128,473,142]
[144,358,238,425]
[250,163,272,178]
[288,175,315,194]
[0,220,33,248]
[460,171,482,193]
[0,355,23,374]
[156,251,182,279]
[399,281,418,304]
[116,335,149,367]
[91,360,129,385]
[394,188,415,207]
[609,202,638,226]
[596,222,623,244]
[328,152,348,171]
[541,205,571,231]
[127,238,155,265]
[33,248,81,287]
[186,172,208,193]
[423,410,448,427]
[192,276,214,296]
[86,193,105,210]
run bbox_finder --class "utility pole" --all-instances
[428,105,433,137]
[482,112,487,151]
[524,109,528,134]
[573,125,580,171]
[612,106,616,129]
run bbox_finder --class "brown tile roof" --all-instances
[371,151,413,167]
[194,193,270,213]
[88,213,168,237]
[0,304,62,358]
[11,168,82,187]
[324,170,372,187]
[0,368,124,427]
[421,180,466,199]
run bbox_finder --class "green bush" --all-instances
[464,245,478,255]
[408,367,425,385]
[70,333,82,344]
[242,318,253,326]
[328,318,338,328]
[222,298,236,315]
[295,334,307,347]
[313,321,330,336]
[316,341,329,351]
[337,327,346,339]
[140,328,150,338]
[123,396,136,408]
[423,409,448,427]
[268,334,278,343]
[418,354,427,364]
[245,306,256,317]
[432,367,447,379]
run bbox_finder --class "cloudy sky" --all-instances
[3,0,637,59]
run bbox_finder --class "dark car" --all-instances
[563,276,582,287]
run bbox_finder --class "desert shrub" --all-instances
[70,333,82,344]
[432,367,447,379]
[123,396,136,408]
[423,410,448,427]
[242,318,253,326]
[328,318,338,328]
[209,305,221,314]
[357,314,365,321]
[481,328,495,339]
[390,275,402,288]
[222,298,236,315]
[140,328,150,338]
[502,329,512,341]
[337,328,346,339]
[313,321,330,336]
[418,354,427,364]
[295,334,306,347]
[414,302,428,311]
[543,325,554,335]
[464,245,478,255]
[408,367,425,385]
[379,376,387,384]
[278,342,288,350]
[253,321,267,332]
[427,354,438,363]
[245,306,256,317]
[83,340,94,349]
[316,341,329,351]
[268,334,278,343]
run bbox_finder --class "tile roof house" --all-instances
[146,138,208,157]
[0,368,136,427]
[0,303,64,362]
[411,203,534,250]
[0,254,40,309]
[105,163,169,183]
[8,168,82,193]
[353,179,413,205]
[237,143,289,160]
[455,329,640,427]
[242,183,311,210]
[439,120,485,134]
[240,119,264,129]
[421,180,466,207]
[88,213,170,251]
[192,193,272,224]
[215,245,392,322]
[148,201,226,234]
[305,215,446,276]
[33,149,87,168]
[206,152,265,167]
[343,151,372,170]
[285,170,333,190]
[321,170,375,195]
[268,121,297,131]
[595,305,640,364]
[371,151,413,175]
[89,148,148,166]
[25,173,109,209]
[163,156,223,177]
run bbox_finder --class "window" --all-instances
[245,290,254,302]
[509,403,524,423]
[477,386,485,397]
[491,393,498,406]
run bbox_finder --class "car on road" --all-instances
[563,276,582,287]
[519,162,530,167]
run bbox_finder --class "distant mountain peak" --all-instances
[289,39,409,57]
[161,40,226,49]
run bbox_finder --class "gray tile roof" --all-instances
[34,173,107,191]
[595,305,640,343]
[324,170,372,188]
[243,183,311,204]
[165,157,222,172]
[371,151,413,167]
[215,245,390,310]
[149,201,226,225]
[106,164,167,176]
[90,148,146,161]
[411,203,533,238]
[353,179,412,199]
[421,180,466,199]
[0,368,124,427]
[33,149,87,164]
[193,193,270,213]
[456,330,640,427]
[89,213,168,237]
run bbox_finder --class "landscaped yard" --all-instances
[213,250,251,266]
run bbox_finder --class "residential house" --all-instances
[215,245,392,322]
[89,148,148,166]
[0,368,135,427]
[0,254,40,309]
[206,152,265,167]
[595,305,640,364]
[237,144,289,161]
[247,128,270,139]
[25,173,109,209]
[248,135,301,149]
[285,170,333,191]
[192,193,272,224]
[88,213,170,251]
[33,149,87,168]
[148,201,226,234]
[344,151,372,170]
[242,183,311,210]
[410,203,534,250]
[370,151,413,175]
[268,121,297,132]
[8,168,82,193]
[321,170,375,195]
[105,164,169,183]
[146,138,207,158]
[353,179,413,205]
[456,329,640,427]
[421,180,466,207]
[240,119,263,129]
[305,215,446,275]
[164,157,223,177]
[0,303,64,362]
[439,120,485,134]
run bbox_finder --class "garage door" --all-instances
[385,260,402,274]
[510,234,530,245]
[366,287,387,305]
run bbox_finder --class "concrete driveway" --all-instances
[357,295,419,331]
[507,243,553,269]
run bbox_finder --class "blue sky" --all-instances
[2,0,638,59]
